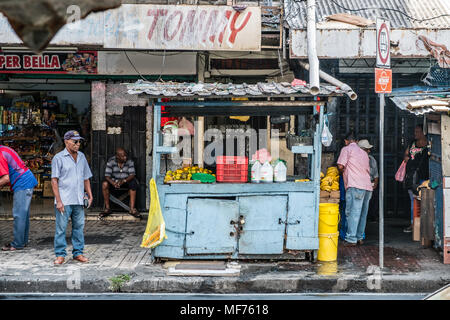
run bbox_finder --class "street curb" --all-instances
[1,273,448,294]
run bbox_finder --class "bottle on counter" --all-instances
[259,161,273,183]
[273,159,287,183]
[251,160,261,183]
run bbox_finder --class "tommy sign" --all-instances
[104,5,261,51]
[376,18,390,68]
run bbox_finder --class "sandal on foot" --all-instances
[2,243,18,251]
[129,209,142,219]
[99,208,112,219]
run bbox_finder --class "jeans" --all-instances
[11,188,34,249]
[408,189,414,224]
[408,180,424,224]
[345,187,373,243]
[54,205,85,258]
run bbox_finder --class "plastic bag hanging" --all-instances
[141,178,167,249]
[395,160,407,182]
[321,114,333,147]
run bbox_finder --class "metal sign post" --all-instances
[376,18,391,271]
[379,93,385,270]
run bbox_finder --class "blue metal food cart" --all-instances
[128,81,343,261]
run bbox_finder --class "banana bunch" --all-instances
[320,166,340,191]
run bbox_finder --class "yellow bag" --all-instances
[141,178,167,248]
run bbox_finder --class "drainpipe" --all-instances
[298,60,358,101]
[307,0,320,95]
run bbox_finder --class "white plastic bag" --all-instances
[321,115,333,147]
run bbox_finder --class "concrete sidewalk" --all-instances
[0,216,449,294]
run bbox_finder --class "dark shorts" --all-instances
[105,177,139,191]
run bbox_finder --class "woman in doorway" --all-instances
[403,125,430,233]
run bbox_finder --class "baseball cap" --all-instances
[64,130,84,140]
[358,139,373,149]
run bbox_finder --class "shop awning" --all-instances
[388,85,450,115]
[126,80,345,98]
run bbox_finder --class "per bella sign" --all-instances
[0,54,61,71]
[0,51,97,74]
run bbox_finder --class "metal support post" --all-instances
[379,93,385,270]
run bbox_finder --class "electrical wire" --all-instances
[124,50,168,83]
[124,51,154,82]
[156,50,167,83]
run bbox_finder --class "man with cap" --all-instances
[0,145,37,251]
[337,132,373,246]
[358,139,379,223]
[51,130,93,265]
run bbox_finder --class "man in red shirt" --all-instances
[0,145,37,251]
[337,132,373,246]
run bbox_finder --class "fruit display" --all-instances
[320,166,340,191]
[164,166,215,183]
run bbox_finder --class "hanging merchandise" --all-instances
[273,159,287,182]
[162,120,178,147]
[321,114,333,147]
[252,148,272,163]
[251,160,262,183]
[178,117,195,136]
[260,161,274,183]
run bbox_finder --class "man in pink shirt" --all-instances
[337,132,373,246]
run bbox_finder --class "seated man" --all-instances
[100,148,141,219]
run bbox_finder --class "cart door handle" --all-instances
[279,218,300,225]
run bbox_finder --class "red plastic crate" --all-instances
[413,198,421,218]
[216,156,248,183]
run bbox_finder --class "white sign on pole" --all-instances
[376,18,390,68]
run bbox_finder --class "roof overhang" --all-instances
[387,86,450,115]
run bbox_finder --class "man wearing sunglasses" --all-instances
[51,130,93,265]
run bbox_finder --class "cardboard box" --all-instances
[329,190,340,199]
[43,180,54,198]
[320,190,340,201]
[320,190,330,199]
[413,217,421,241]
[321,198,339,204]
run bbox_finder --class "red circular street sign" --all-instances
[378,22,390,65]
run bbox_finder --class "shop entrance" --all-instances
[0,89,91,216]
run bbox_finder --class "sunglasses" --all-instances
[71,140,81,144]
